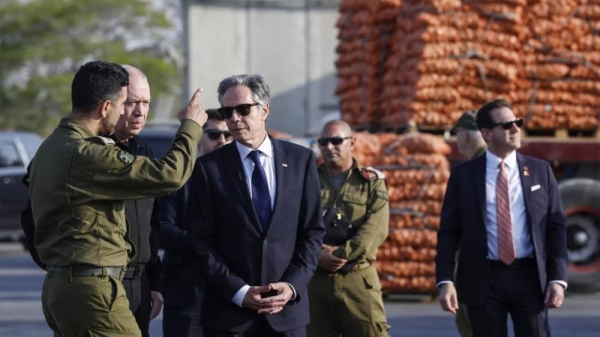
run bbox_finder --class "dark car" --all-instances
[139,126,178,158]
[0,131,43,242]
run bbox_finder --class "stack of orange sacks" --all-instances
[515,0,600,130]
[353,132,451,293]
[335,0,401,126]
[380,0,529,127]
[337,0,600,131]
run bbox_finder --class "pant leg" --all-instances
[467,264,511,337]
[337,266,390,337]
[163,286,203,337]
[455,304,473,337]
[135,274,151,337]
[43,273,141,337]
[507,264,550,337]
[306,271,340,337]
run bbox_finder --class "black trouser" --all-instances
[123,272,151,337]
[204,316,306,337]
[467,258,550,337]
[163,286,204,337]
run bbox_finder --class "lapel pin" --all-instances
[523,166,529,176]
[282,163,288,167]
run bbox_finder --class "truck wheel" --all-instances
[558,178,600,293]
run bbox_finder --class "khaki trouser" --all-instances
[307,265,390,337]
[42,273,141,337]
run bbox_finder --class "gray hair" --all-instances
[217,74,271,106]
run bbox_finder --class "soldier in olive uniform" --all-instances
[307,120,390,337]
[450,110,487,337]
[27,61,207,337]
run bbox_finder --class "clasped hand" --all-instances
[242,282,294,315]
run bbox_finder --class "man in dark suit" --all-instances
[160,109,232,337]
[436,99,568,337]
[189,74,325,337]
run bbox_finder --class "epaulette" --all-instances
[360,166,385,181]
[86,136,116,145]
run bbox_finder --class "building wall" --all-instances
[185,0,340,136]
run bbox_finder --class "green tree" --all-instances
[0,0,181,135]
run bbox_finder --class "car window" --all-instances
[143,136,175,158]
[21,135,43,160]
[0,142,22,168]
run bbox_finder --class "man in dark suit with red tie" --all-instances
[188,74,325,337]
[436,99,569,337]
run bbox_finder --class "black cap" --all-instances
[452,110,478,132]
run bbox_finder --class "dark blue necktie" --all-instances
[248,150,271,231]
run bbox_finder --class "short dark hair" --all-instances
[203,109,225,130]
[476,98,513,129]
[71,61,129,113]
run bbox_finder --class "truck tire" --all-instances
[558,178,600,293]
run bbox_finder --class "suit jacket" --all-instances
[435,152,568,306]
[158,183,202,307]
[189,138,325,332]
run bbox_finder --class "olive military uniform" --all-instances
[29,118,202,337]
[454,145,486,337]
[307,160,390,337]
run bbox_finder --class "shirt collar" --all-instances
[486,150,517,170]
[236,134,273,159]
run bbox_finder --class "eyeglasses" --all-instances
[489,118,524,130]
[218,103,260,119]
[317,137,351,146]
[205,129,232,140]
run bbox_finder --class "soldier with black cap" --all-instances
[308,119,390,337]
[449,110,488,337]
[453,110,487,160]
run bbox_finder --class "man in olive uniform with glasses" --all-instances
[308,120,391,337]
[27,61,207,337]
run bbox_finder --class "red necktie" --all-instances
[497,160,515,265]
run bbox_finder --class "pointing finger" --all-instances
[188,88,204,106]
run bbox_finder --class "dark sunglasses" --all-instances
[317,136,351,146]
[218,103,260,119]
[489,118,524,130]
[205,129,232,140]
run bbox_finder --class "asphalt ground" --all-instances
[1,243,598,337]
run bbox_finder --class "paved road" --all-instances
[1,243,599,337]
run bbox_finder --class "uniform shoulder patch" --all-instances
[117,151,135,165]
[86,136,116,145]
[361,166,385,181]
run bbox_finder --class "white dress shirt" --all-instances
[485,150,533,260]
[230,136,297,306]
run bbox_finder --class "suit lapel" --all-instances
[268,138,287,235]
[474,154,487,228]
[517,153,534,227]
[220,143,261,231]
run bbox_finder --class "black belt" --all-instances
[489,258,536,269]
[47,264,127,281]
[123,264,146,279]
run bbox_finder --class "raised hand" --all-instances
[178,88,208,127]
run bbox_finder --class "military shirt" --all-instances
[318,160,389,263]
[29,118,202,268]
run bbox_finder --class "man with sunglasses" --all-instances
[307,120,390,337]
[188,74,325,337]
[436,99,568,337]
[159,109,232,337]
